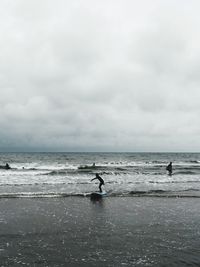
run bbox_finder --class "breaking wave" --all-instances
[0,188,199,199]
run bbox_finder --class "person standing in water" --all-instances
[91,173,105,193]
[166,162,173,175]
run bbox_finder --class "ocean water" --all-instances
[0,153,200,266]
[0,152,200,198]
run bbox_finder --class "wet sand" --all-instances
[0,196,200,267]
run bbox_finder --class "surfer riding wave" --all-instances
[91,173,105,193]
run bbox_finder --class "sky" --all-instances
[1,0,200,152]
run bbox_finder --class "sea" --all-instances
[0,152,200,198]
[0,152,200,266]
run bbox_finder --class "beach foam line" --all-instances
[129,189,200,198]
[0,192,87,198]
[0,189,200,198]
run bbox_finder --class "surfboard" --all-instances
[90,191,107,200]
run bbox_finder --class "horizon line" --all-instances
[0,151,200,154]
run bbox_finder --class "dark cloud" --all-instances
[1,0,200,152]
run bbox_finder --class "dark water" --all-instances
[0,197,199,266]
[0,152,200,197]
[0,153,200,266]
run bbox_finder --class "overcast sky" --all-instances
[1,0,200,152]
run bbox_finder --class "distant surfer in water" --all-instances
[166,162,172,175]
[0,163,11,170]
[91,173,104,193]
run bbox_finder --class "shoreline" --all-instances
[0,196,199,266]
[0,191,199,198]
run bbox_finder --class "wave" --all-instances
[0,181,94,187]
[41,168,200,177]
[128,189,200,196]
[146,161,166,164]
[173,171,198,175]
[129,189,167,195]
[187,160,200,164]
[148,180,200,184]
[1,178,200,188]
[128,189,200,198]
[0,193,79,198]
[43,170,128,176]
[45,170,68,176]
[3,163,200,176]
[0,188,200,198]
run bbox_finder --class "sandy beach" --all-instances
[0,196,199,267]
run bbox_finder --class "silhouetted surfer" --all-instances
[0,163,11,170]
[166,162,172,175]
[91,173,104,192]
[5,163,10,169]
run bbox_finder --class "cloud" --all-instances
[0,0,200,151]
